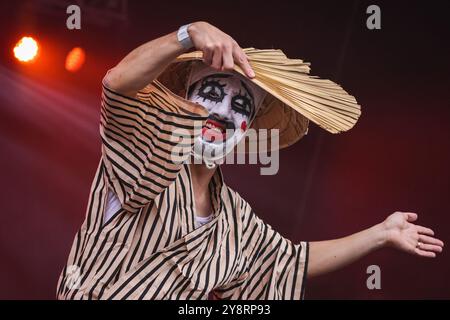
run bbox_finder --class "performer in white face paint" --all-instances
[58,22,444,300]
[187,64,266,165]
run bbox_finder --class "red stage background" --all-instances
[0,0,449,299]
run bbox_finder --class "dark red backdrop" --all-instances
[0,0,449,299]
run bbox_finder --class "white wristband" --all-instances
[177,24,194,50]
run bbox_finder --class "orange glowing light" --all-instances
[14,37,39,62]
[65,47,86,72]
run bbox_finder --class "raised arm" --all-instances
[103,21,255,97]
[99,22,256,212]
[307,211,444,278]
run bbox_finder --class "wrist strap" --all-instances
[177,24,193,50]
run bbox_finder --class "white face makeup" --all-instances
[188,73,260,162]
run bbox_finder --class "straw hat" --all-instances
[157,48,361,151]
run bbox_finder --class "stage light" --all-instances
[14,37,39,63]
[65,47,86,72]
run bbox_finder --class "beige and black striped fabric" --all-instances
[56,80,309,300]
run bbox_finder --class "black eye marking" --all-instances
[198,79,227,103]
[240,80,254,101]
[187,80,199,99]
[231,91,253,117]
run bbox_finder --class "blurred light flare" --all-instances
[65,47,86,72]
[14,37,39,63]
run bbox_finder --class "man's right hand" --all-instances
[104,21,254,97]
[187,22,255,78]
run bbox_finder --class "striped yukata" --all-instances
[56,80,309,300]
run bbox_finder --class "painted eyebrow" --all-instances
[240,80,254,101]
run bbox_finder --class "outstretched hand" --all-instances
[383,212,444,258]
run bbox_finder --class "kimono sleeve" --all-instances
[100,77,208,213]
[213,211,309,300]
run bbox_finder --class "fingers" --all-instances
[232,46,255,78]
[403,212,418,222]
[204,44,255,78]
[416,225,434,236]
[414,234,444,258]
[203,44,214,66]
[209,44,233,71]
[419,234,444,247]
[211,47,223,70]
[414,248,436,258]
[196,25,254,77]
[221,44,234,71]
[418,243,443,253]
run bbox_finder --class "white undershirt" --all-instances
[104,190,214,228]
[194,213,214,228]
[103,190,122,225]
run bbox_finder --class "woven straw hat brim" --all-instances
[157,48,361,151]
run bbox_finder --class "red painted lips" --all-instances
[202,119,227,143]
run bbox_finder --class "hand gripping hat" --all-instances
[157,48,361,151]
